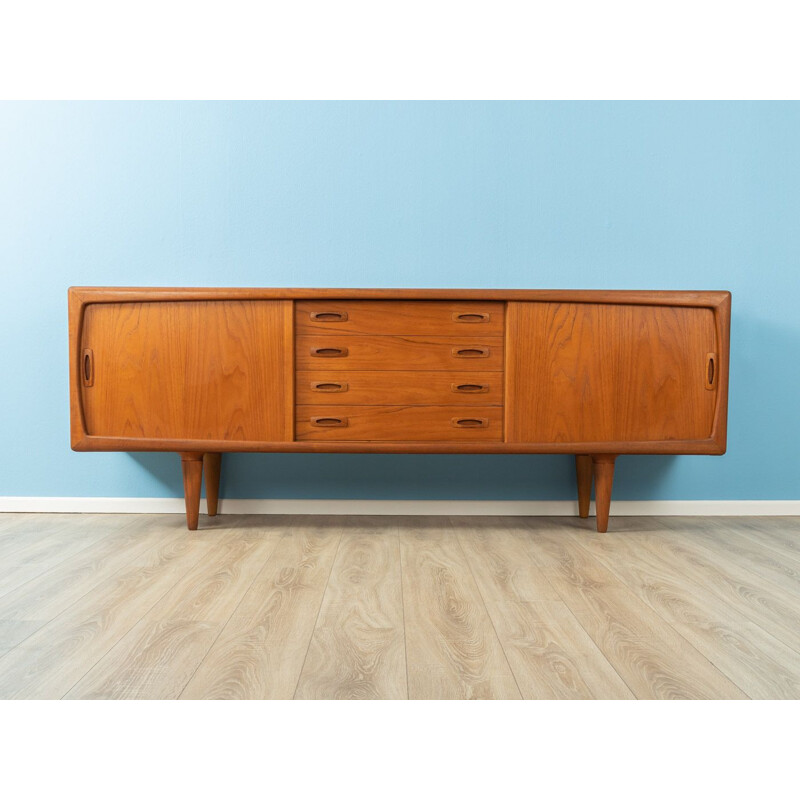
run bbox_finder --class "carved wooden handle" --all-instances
[452,347,490,358]
[451,417,489,428]
[311,346,349,358]
[451,382,489,393]
[310,381,348,393]
[452,312,490,323]
[706,353,717,389]
[310,311,348,322]
[311,416,348,427]
[82,349,94,387]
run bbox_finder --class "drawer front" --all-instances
[296,300,505,336]
[296,335,504,371]
[296,370,504,406]
[296,405,503,441]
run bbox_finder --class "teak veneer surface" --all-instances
[81,300,293,442]
[295,300,505,336]
[295,370,504,406]
[296,334,505,372]
[507,302,718,443]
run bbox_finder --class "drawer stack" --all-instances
[294,300,505,441]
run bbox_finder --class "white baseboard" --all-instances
[1,497,799,516]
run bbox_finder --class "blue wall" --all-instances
[1,102,798,501]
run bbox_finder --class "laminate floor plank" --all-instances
[181,519,342,700]
[0,530,213,699]
[603,524,800,660]
[65,527,283,699]
[454,518,634,699]
[664,517,800,597]
[521,521,747,699]
[0,515,138,595]
[570,529,800,699]
[0,515,173,626]
[1,513,799,700]
[295,518,407,700]
[400,517,521,700]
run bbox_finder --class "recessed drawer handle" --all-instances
[311,381,349,393]
[82,348,94,387]
[451,417,489,428]
[311,416,348,427]
[706,352,717,389]
[311,346,349,358]
[452,382,489,393]
[453,312,490,323]
[310,311,348,322]
[452,347,490,358]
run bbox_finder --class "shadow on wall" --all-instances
[129,451,680,501]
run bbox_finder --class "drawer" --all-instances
[296,370,504,405]
[295,405,504,441]
[296,335,504,371]
[296,300,505,336]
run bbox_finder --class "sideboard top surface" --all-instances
[68,287,731,308]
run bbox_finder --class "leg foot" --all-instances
[204,453,221,517]
[591,455,617,533]
[180,452,204,531]
[575,455,592,519]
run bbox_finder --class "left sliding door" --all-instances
[80,300,293,443]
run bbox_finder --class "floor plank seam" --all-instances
[0,526,183,671]
[564,531,756,700]
[291,528,345,700]
[451,518,523,700]
[396,523,410,700]
[56,534,217,699]
[177,526,287,700]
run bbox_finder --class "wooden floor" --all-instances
[0,512,799,699]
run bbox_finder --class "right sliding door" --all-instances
[506,302,718,444]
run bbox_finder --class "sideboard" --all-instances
[68,288,730,531]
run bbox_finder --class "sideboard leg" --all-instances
[203,453,222,517]
[591,455,617,533]
[180,452,204,531]
[575,455,592,519]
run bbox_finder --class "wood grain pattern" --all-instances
[80,300,292,441]
[521,523,747,699]
[296,334,504,372]
[296,370,504,406]
[399,517,521,699]
[296,405,503,442]
[0,514,137,597]
[3,513,800,699]
[570,528,800,699]
[295,519,407,699]
[0,516,167,639]
[0,531,212,699]
[454,518,634,699]
[180,522,342,699]
[506,302,718,444]
[296,300,504,336]
[65,527,281,699]
[640,521,800,658]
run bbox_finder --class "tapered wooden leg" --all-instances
[180,452,204,531]
[591,455,617,533]
[203,453,221,517]
[575,455,592,519]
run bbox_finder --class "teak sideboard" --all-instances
[68,288,731,532]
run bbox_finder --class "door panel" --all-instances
[507,302,717,443]
[81,300,292,441]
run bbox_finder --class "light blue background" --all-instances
[1,102,798,501]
